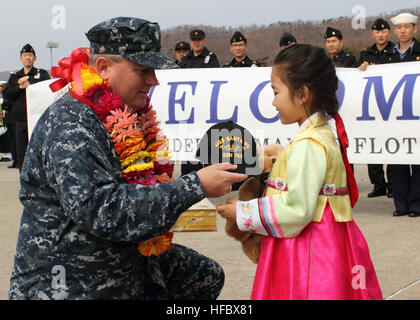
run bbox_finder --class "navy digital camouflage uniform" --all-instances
[9,17,224,300]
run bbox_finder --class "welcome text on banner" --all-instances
[27,62,420,164]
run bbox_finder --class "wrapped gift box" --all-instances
[170,198,217,232]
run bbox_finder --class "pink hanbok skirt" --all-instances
[251,203,383,300]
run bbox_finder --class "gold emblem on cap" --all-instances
[180,43,183,47]
[381,24,384,28]
[194,31,198,35]
[417,56,420,61]
[332,31,336,35]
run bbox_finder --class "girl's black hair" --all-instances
[273,44,339,117]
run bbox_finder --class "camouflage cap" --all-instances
[86,17,177,69]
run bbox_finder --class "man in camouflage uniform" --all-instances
[9,17,247,300]
[324,27,358,68]
[223,31,259,67]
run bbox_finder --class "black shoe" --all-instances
[393,211,409,217]
[368,189,387,198]
[7,162,17,168]
[0,157,11,162]
[409,212,420,217]
[387,191,393,198]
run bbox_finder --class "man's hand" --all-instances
[18,76,30,89]
[196,163,248,198]
[358,61,374,71]
[216,198,238,224]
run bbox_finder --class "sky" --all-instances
[0,0,418,71]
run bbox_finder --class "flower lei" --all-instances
[50,48,174,256]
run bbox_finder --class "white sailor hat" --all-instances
[390,13,418,26]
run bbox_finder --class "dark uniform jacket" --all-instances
[359,41,395,65]
[390,38,420,63]
[9,93,206,299]
[223,56,260,67]
[3,67,50,122]
[179,47,220,68]
[331,50,358,68]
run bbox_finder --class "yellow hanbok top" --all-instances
[236,112,353,238]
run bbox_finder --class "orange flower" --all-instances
[115,136,144,155]
[137,232,174,256]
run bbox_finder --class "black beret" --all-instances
[85,17,177,69]
[20,43,35,56]
[279,32,296,47]
[175,41,191,51]
[230,31,247,44]
[324,26,343,40]
[190,29,206,40]
[371,18,391,30]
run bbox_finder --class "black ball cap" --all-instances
[190,29,206,40]
[195,121,261,176]
[324,26,343,40]
[20,43,35,56]
[175,41,191,51]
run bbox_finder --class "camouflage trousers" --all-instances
[144,244,225,300]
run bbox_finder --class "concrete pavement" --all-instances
[0,162,419,300]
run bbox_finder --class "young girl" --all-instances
[217,44,383,300]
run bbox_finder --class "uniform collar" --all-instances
[333,50,346,60]
[231,55,250,64]
[297,111,327,135]
[18,66,37,76]
[190,47,210,58]
[394,39,416,58]
[368,41,394,54]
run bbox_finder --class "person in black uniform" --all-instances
[279,32,297,51]
[388,13,420,217]
[174,41,190,65]
[223,31,259,67]
[1,92,17,168]
[324,27,358,67]
[179,29,220,68]
[359,18,394,198]
[180,30,220,176]
[3,44,50,171]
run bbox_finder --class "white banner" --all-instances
[27,62,420,164]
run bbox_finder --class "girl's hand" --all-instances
[216,198,238,224]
